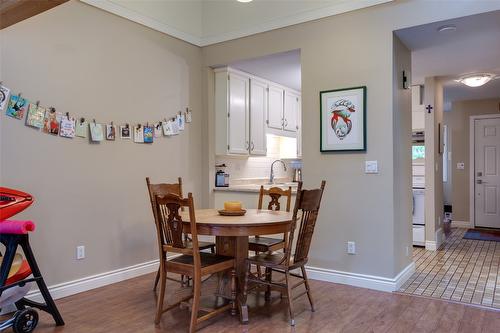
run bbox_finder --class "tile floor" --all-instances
[399,227,500,310]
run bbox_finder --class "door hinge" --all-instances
[228,113,230,118]
[266,120,269,125]
[296,97,299,102]
[227,145,230,150]
[228,74,230,80]
[266,87,269,92]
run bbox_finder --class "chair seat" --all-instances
[162,240,215,252]
[197,240,216,251]
[248,236,284,253]
[167,252,234,276]
[247,252,287,267]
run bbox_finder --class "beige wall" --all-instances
[2,0,500,288]
[424,77,445,244]
[0,1,203,285]
[392,35,412,271]
[443,98,500,222]
[202,1,500,278]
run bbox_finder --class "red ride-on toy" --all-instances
[0,187,64,332]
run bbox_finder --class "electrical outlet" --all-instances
[347,241,356,254]
[76,246,85,260]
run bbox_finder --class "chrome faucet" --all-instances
[269,159,287,184]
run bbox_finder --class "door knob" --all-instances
[476,179,485,184]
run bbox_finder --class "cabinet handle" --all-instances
[246,141,249,150]
[284,119,288,127]
[251,142,255,151]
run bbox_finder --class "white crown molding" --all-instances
[305,261,415,292]
[79,0,392,47]
[79,0,203,46]
[199,0,393,46]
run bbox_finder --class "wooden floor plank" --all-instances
[17,271,498,333]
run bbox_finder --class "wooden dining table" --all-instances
[181,208,294,322]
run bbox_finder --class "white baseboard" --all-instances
[27,259,159,302]
[452,220,471,228]
[425,228,443,251]
[25,257,415,303]
[425,241,437,251]
[305,261,415,293]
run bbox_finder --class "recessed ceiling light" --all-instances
[237,0,253,2]
[437,25,456,33]
[456,73,496,87]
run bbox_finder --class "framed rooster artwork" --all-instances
[320,86,366,152]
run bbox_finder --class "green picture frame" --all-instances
[320,86,366,152]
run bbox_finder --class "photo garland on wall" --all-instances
[0,84,193,145]
[320,86,366,152]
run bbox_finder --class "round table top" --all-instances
[181,208,294,236]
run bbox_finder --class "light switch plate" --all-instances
[457,162,465,170]
[365,160,378,174]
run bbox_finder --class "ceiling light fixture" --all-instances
[237,0,253,2]
[456,73,496,87]
[437,25,457,33]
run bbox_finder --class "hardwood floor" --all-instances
[20,271,500,333]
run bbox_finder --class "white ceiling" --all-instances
[230,49,301,91]
[395,10,500,107]
[80,0,392,46]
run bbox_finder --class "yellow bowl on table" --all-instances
[219,201,246,216]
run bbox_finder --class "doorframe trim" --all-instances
[469,114,500,228]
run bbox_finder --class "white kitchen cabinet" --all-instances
[249,78,268,155]
[215,67,301,156]
[215,69,249,155]
[296,95,302,158]
[284,90,299,132]
[267,84,284,130]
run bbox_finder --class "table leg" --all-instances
[216,236,249,323]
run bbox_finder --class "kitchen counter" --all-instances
[213,183,299,193]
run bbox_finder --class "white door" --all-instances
[267,84,284,130]
[284,91,299,132]
[249,79,267,155]
[228,72,249,155]
[474,117,500,228]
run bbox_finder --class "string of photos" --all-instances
[0,84,192,143]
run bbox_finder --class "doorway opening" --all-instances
[394,10,500,310]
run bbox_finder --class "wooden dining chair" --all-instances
[154,193,236,332]
[146,177,215,290]
[249,186,292,252]
[241,181,326,326]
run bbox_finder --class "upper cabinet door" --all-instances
[267,84,284,130]
[296,95,302,157]
[228,72,249,155]
[284,90,299,132]
[250,79,267,155]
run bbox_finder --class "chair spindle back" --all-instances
[146,177,184,219]
[258,186,293,212]
[287,181,326,265]
[154,193,199,257]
